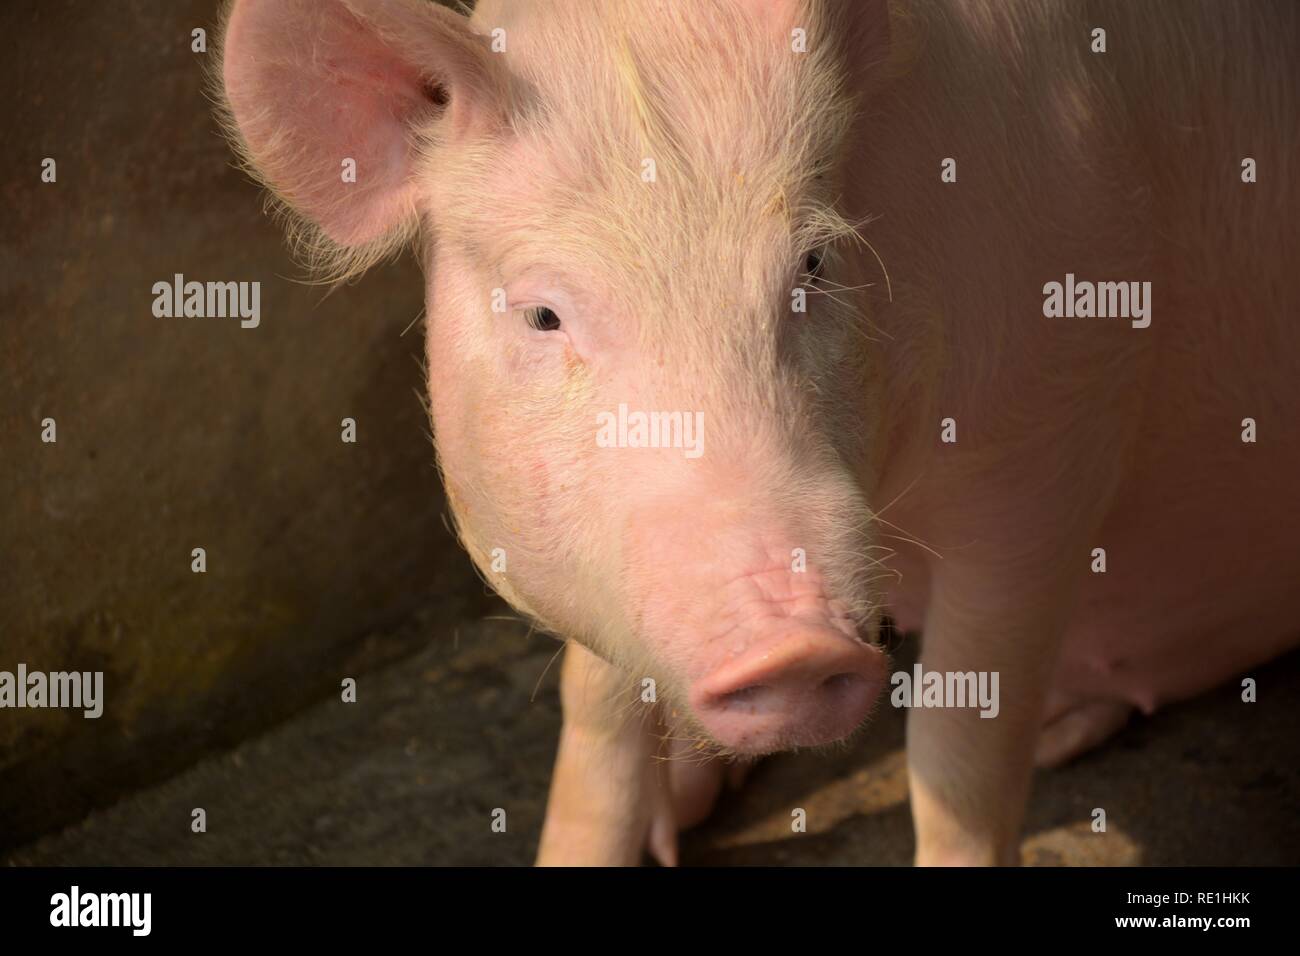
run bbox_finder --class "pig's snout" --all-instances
[691,623,886,754]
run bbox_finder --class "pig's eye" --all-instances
[803,249,826,282]
[525,306,562,332]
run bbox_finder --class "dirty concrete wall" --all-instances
[0,0,489,849]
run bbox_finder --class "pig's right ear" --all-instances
[219,0,501,257]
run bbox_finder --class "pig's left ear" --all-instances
[219,0,502,253]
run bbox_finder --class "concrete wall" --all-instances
[0,0,487,849]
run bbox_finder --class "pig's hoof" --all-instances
[1035,699,1134,768]
[647,754,753,866]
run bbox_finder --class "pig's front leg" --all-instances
[536,642,661,866]
[906,564,1072,866]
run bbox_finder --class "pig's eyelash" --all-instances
[793,201,861,251]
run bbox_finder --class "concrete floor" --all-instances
[8,604,1299,866]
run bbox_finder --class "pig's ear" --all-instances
[219,0,500,256]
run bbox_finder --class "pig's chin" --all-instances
[678,618,889,757]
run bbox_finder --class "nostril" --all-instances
[715,684,770,712]
[711,672,867,715]
[820,672,864,693]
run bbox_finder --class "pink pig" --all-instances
[219,0,1300,865]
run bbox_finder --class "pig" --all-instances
[217,0,1300,866]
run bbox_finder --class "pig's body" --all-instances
[220,0,1297,866]
[856,0,1299,723]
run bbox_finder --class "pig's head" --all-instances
[220,0,893,755]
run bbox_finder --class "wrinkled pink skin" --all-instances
[222,0,1299,866]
